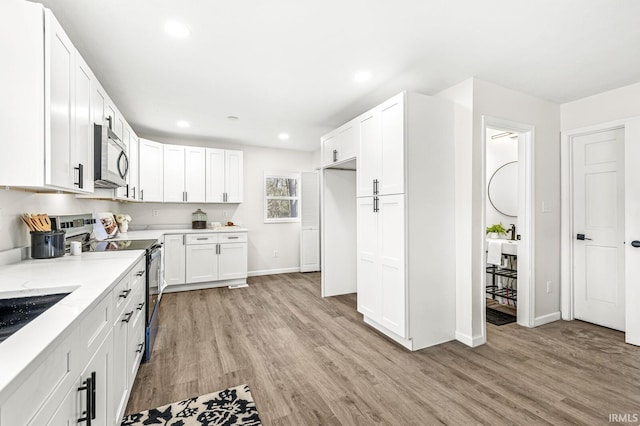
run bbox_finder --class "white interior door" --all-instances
[300,171,320,272]
[572,128,625,331]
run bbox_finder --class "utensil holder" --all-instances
[30,230,65,259]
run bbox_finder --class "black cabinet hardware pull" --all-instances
[137,302,145,310]
[632,240,640,248]
[90,371,96,420]
[77,372,94,425]
[136,343,144,353]
[119,289,132,298]
[74,163,84,188]
[576,234,592,241]
[333,149,338,162]
[122,311,134,323]
[136,270,145,276]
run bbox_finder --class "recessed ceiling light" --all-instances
[176,120,190,128]
[164,21,191,38]
[227,116,239,120]
[278,133,290,140]
[354,71,372,83]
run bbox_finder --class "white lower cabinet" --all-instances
[357,194,405,337]
[0,256,147,426]
[113,258,146,424]
[164,234,186,286]
[165,232,248,290]
[219,242,248,280]
[186,242,219,283]
[37,331,113,426]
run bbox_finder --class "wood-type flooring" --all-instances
[126,272,640,425]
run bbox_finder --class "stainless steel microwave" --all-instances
[94,123,128,188]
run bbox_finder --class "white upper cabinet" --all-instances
[205,149,225,202]
[128,132,139,200]
[206,149,243,203]
[321,121,358,167]
[357,93,405,197]
[0,2,102,193]
[138,138,164,202]
[163,145,206,203]
[72,52,94,192]
[45,10,74,190]
[225,150,243,203]
[44,8,95,193]
[185,146,206,202]
[379,94,405,196]
[356,108,381,197]
[163,145,186,202]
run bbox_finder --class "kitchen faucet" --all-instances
[507,223,516,240]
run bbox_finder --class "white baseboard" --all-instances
[534,311,562,327]
[455,331,485,347]
[163,278,247,293]
[248,267,300,277]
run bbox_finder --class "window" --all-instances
[264,172,300,223]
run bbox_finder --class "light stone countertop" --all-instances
[0,226,249,398]
[0,250,145,399]
[107,226,248,242]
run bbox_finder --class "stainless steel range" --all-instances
[51,213,161,362]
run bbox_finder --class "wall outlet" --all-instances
[273,250,279,258]
[152,209,159,217]
[546,280,552,294]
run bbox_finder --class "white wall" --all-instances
[561,82,640,346]
[436,78,475,345]
[474,79,561,335]
[124,136,315,275]
[561,81,640,131]
[438,78,561,345]
[486,129,518,228]
[0,189,119,251]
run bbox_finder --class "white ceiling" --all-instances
[33,0,640,151]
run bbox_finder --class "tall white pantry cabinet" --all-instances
[355,92,456,350]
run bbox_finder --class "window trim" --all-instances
[264,172,301,223]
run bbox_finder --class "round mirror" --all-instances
[488,161,518,217]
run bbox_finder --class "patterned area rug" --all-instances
[486,307,517,326]
[122,384,262,426]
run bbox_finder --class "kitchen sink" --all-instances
[0,293,70,344]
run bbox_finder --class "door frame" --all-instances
[560,119,627,321]
[481,116,535,339]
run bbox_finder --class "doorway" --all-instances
[481,117,535,340]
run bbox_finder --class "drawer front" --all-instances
[79,293,112,367]
[127,318,146,384]
[186,233,219,245]
[130,281,146,330]
[1,327,80,426]
[130,257,146,291]
[113,271,132,321]
[219,232,247,243]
